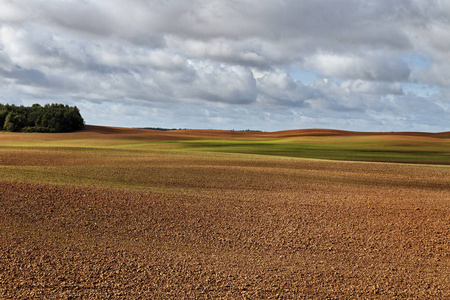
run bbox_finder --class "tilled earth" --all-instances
[1,156,450,299]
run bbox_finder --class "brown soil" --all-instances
[82,125,450,139]
[1,155,449,299]
[1,125,449,144]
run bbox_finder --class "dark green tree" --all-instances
[0,103,85,133]
[3,112,24,132]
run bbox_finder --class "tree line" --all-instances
[0,103,85,133]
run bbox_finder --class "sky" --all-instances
[1,0,450,132]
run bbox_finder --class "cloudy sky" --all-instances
[1,0,450,132]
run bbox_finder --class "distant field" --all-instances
[1,126,449,298]
[2,125,450,164]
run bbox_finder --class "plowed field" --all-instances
[1,126,449,299]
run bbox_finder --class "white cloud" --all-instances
[0,0,30,23]
[0,0,449,131]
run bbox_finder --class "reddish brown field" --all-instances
[0,126,449,299]
[2,124,449,141]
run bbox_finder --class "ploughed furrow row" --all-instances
[1,175,449,299]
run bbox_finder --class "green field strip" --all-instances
[175,138,450,164]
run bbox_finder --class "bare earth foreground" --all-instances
[0,127,449,299]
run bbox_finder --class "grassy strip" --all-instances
[178,138,450,164]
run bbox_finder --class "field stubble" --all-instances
[0,128,449,299]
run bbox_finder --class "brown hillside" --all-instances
[82,125,450,140]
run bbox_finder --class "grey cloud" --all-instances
[341,80,403,96]
[256,73,403,113]
[167,37,276,70]
[306,53,410,82]
[178,61,257,104]
[5,67,48,87]
[256,72,318,107]
[2,0,416,55]
[411,60,450,88]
